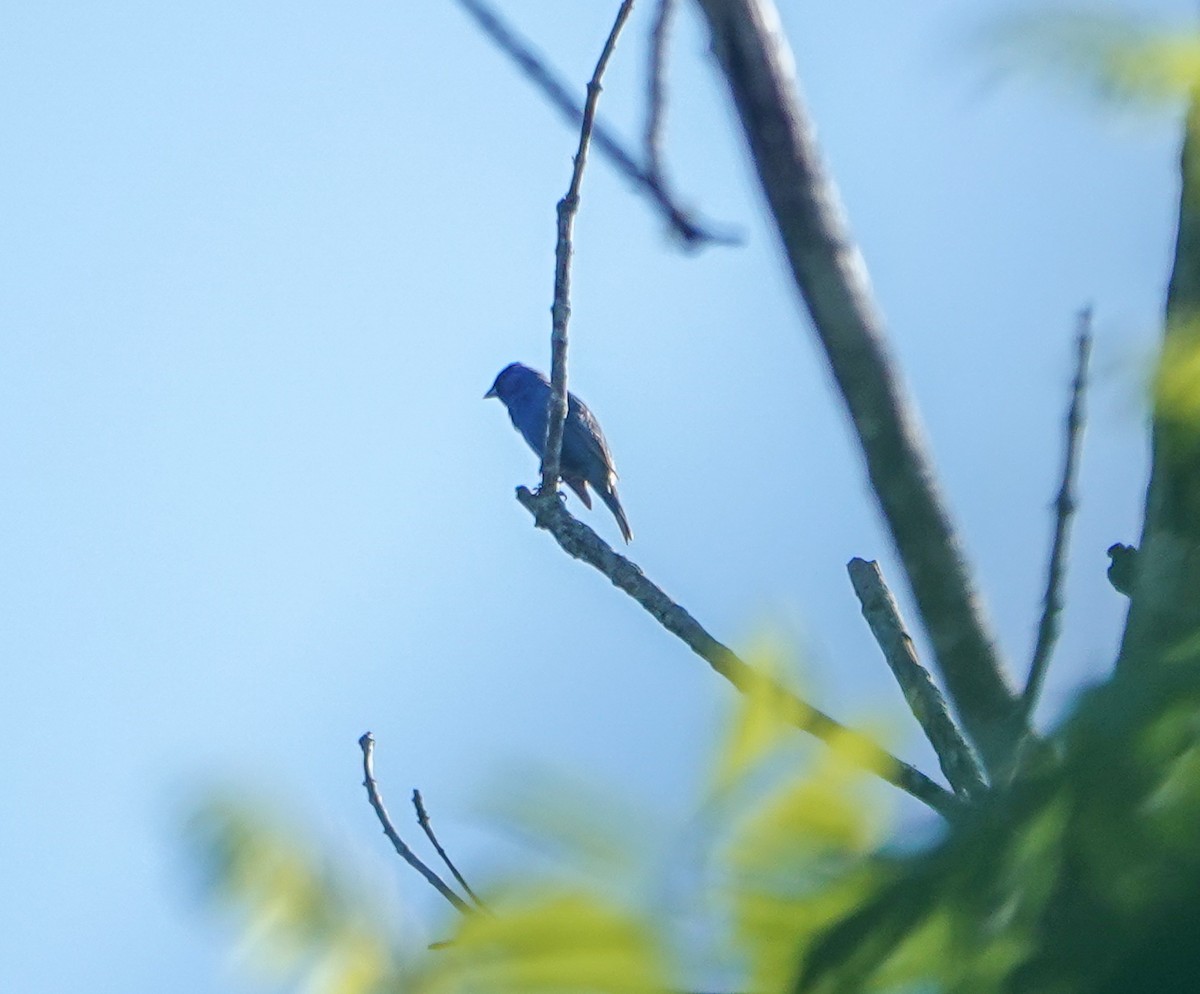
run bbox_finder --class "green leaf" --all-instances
[185,794,399,994]
[417,890,668,994]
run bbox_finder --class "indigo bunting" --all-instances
[485,362,633,543]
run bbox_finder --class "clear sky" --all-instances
[1,1,1192,991]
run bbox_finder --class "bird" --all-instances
[1106,543,1137,597]
[485,362,633,543]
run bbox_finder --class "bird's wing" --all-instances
[563,475,593,509]
[564,394,617,479]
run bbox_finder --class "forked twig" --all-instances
[1022,309,1093,716]
[412,789,487,910]
[358,733,473,915]
[691,0,1025,777]
[516,487,961,818]
[541,0,636,494]
[452,0,733,247]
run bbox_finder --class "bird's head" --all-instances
[484,362,546,403]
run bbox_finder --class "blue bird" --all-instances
[485,362,633,543]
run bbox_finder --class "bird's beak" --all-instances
[484,387,497,399]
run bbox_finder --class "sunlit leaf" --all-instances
[711,641,803,794]
[1153,324,1200,429]
[185,795,399,994]
[734,753,881,867]
[726,734,889,993]
[417,890,668,994]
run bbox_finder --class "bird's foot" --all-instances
[532,483,566,503]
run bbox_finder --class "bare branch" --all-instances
[1022,310,1093,716]
[357,733,473,915]
[412,789,488,911]
[848,558,987,798]
[516,488,961,818]
[541,0,636,495]
[644,0,677,187]
[691,0,1026,777]
[452,0,734,248]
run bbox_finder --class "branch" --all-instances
[1117,94,1200,673]
[516,488,961,818]
[357,733,473,915]
[1022,310,1093,716]
[848,558,987,798]
[452,0,734,248]
[644,0,677,188]
[412,789,487,910]
[690,0,1025,778]
[541,0,636,494]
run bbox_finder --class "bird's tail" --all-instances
[599,484,633,543]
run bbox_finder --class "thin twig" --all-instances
[1022,309,1093,716]
[848,558,987,799]
[515,487,961,818]
[452,0,734,248]
[412,789,488,910]
[541,0,636,494]
[691,0,1026,778]
[357,733,473,915]
[644,0,676,187]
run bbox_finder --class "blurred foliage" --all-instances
[982,6,1200,106]
[476,767,652,883]
[796,657,1200,994]
[711,642,814,795]
[1154,322,1200,430]
[186,794,401,994]
[188,640,1200,994]
[415,889,668,994]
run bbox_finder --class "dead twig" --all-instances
[412,789,487,911]
[452,0,733,248]
[644,0,676,188]
[540,0,636,496]
[358,733,473,915]
[848,558,987,798]
[1022,309,1093,716]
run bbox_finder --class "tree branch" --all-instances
[848,558,987,798]
[452,0,733,248]
[541,0,636,494]
[412,789,487,911]
[358,733,473,915]
[690,0,1025,778]
[516,488,961,818]
[1022,310,1093,716]
[644,0,677,188]
[1118,94,1200,673]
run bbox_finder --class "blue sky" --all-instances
[1,1,1192,991]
